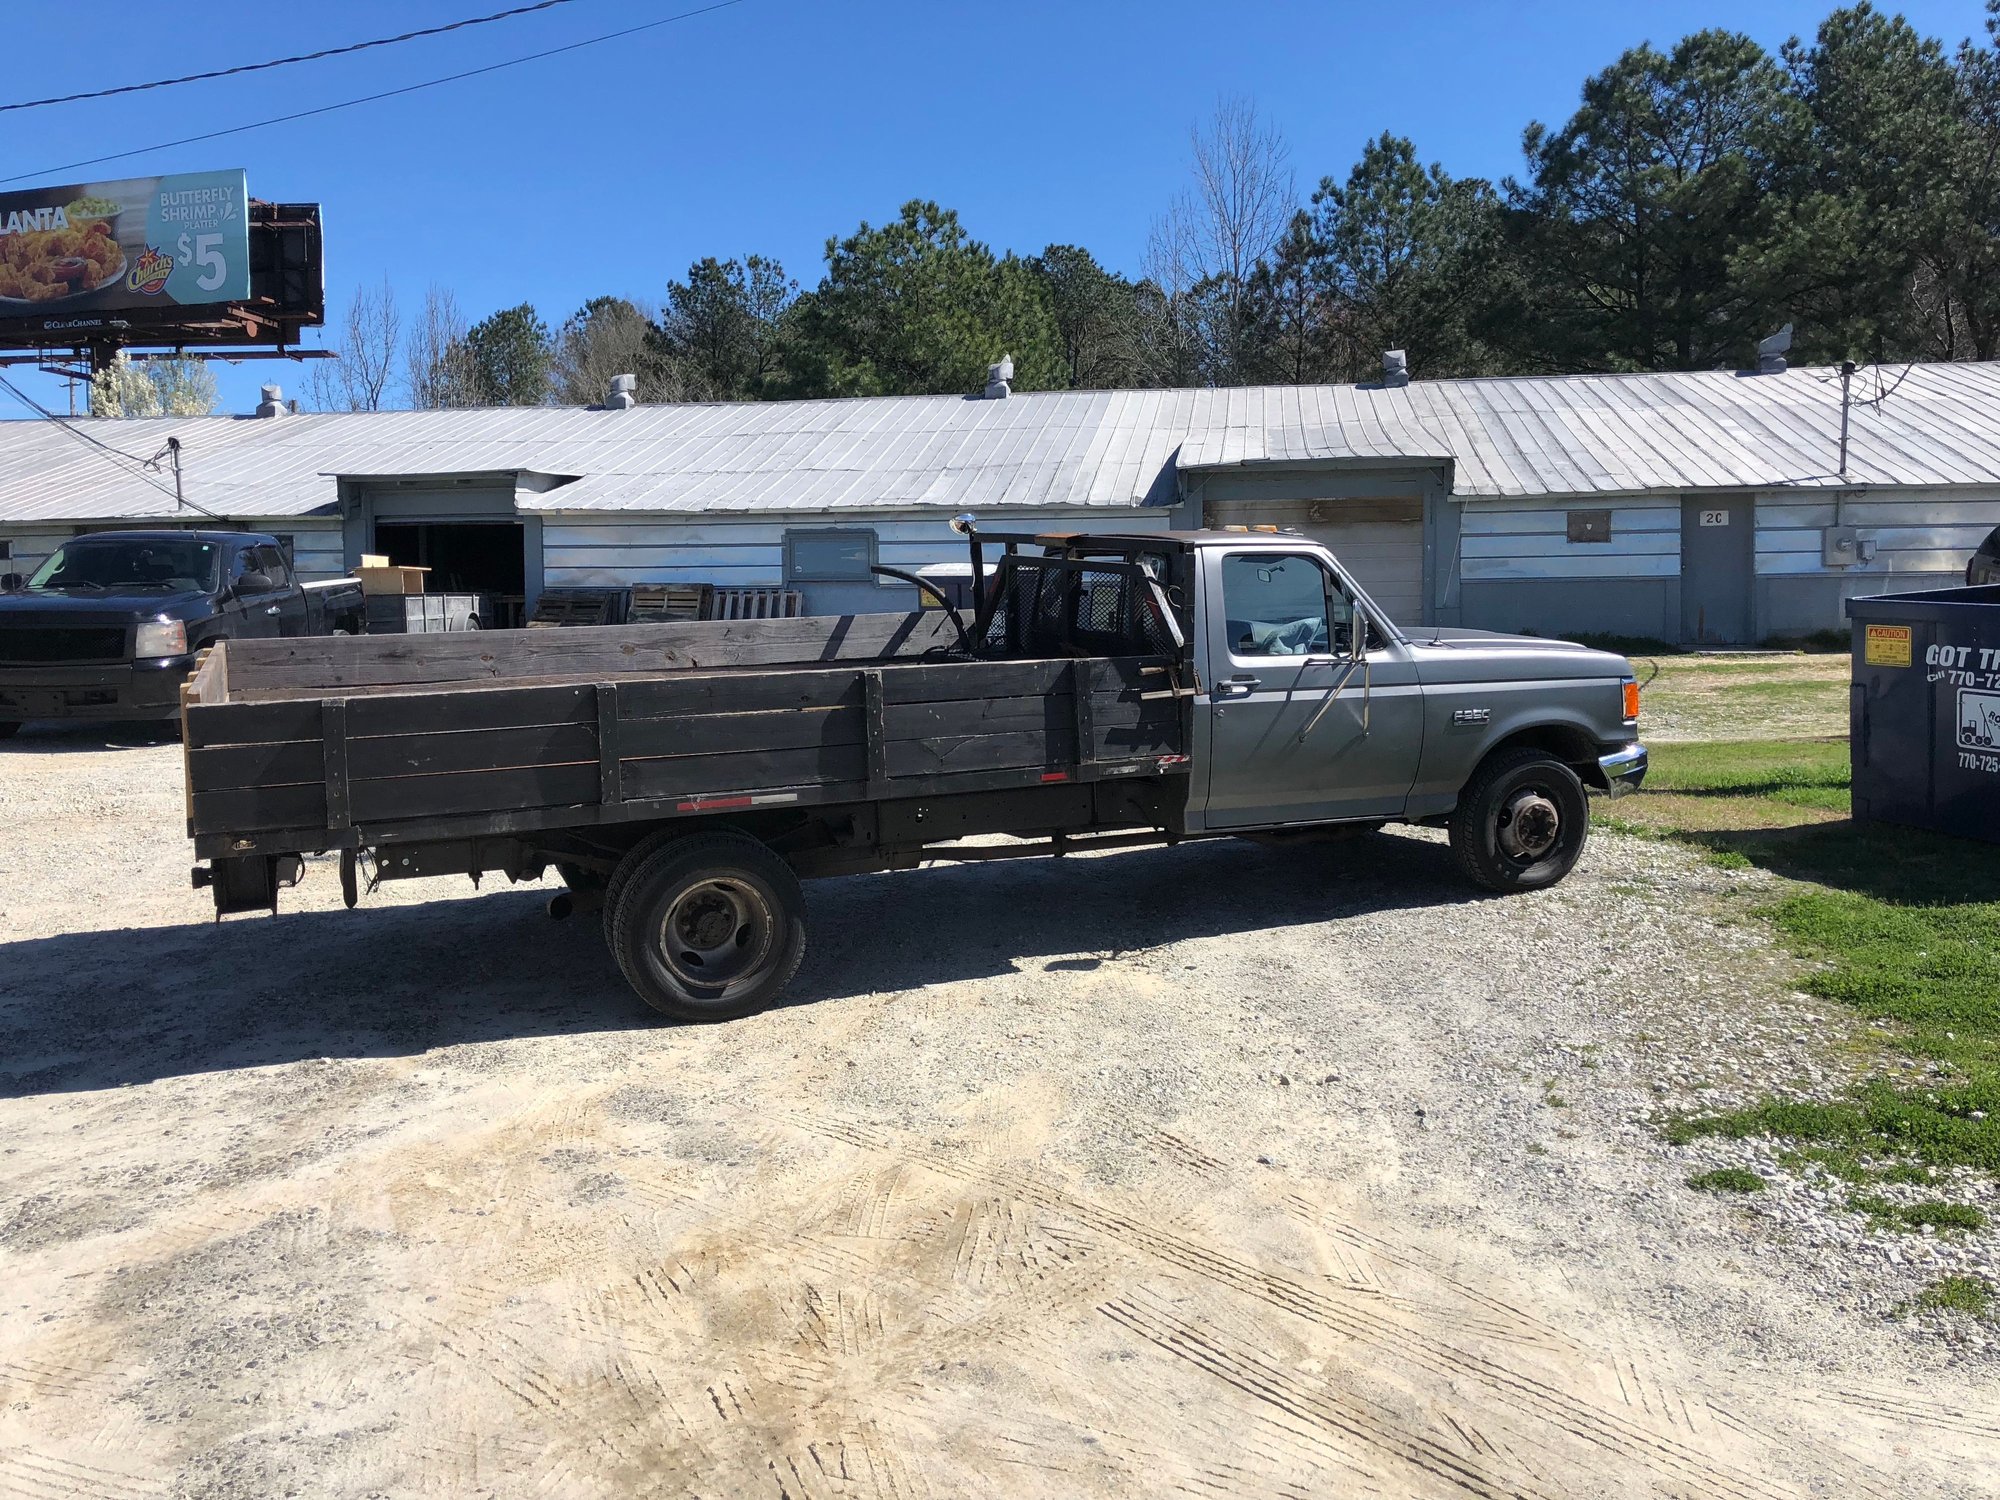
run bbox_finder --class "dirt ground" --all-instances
[1,724,1995,1500]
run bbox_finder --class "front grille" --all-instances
[0,626,128,663]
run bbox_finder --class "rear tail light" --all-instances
[1622,677,1641,721]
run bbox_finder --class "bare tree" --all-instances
[405,285,478,409]
[551,296,691,405]
[306,277,401,412]
[1146,96,1296,383]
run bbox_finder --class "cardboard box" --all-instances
[356,554,429,596]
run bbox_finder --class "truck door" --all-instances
[254,544,310,636]
[1198,546,1425,828]
[227,544,285,640]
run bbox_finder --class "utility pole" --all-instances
[1837,359,1856,478]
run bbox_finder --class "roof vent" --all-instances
[1756,324,1792,374]
[605,373,637,411]
[983,355,1013,400]
[254,383,285,418]
[1382,350,1409,389]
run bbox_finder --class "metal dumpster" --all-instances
[1847,583,2000,843]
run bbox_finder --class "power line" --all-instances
[0,373,224,519]
[0,0,585,115]
[0,0,747,187]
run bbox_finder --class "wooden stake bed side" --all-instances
[180,611,1190,859]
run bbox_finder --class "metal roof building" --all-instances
[3,361,1996,642]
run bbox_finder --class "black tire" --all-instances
[0,721,19,739]
[606,832,806,1022]
[1448,748,1590,893]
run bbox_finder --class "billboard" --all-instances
[0,170,250,313]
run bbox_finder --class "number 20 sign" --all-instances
[1699,509,1730,527]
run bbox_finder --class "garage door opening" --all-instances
[372,522,527,629]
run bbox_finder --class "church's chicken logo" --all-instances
[126,246,172,296]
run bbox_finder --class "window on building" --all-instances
[1567,509,1613,543]
[784,528,879,583]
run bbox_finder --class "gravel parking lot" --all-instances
[1,724,1995,1499]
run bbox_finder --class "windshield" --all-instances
[27,537,221,593]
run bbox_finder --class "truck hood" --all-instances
[1403,627,1631,681]
[0,589,212,625]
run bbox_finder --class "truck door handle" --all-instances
[1216,676,1259,698]
[264,605,282,615]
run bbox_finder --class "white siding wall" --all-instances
[0,528,75,579]
[1755,490,2000,578]
[536,510,1174,590]
[1458,497,1679,581]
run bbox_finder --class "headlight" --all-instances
[135,619,188,658]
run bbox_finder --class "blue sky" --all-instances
[6,0,1993,414]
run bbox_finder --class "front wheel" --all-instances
[1448,748,1589,893]
[606,832,807,1021]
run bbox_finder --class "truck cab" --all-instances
[0,529,361,733]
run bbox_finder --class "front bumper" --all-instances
[1597,742,1648,798]
[0,655,195,723]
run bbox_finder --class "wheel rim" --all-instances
[653,876,775,993]
[1496,785,1562,861]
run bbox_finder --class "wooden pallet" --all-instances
[528,588,628,628]
[628,583,713,623]
[711,588,803,620]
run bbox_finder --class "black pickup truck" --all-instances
[0,529,364,735]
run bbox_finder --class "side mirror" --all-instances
[237,570,275,594]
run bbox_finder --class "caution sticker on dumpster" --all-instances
[1864,624,1913,667]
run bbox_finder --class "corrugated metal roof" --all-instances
[3,361,1999,526]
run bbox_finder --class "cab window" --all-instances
[1220,552,1355,658]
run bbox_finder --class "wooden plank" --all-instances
[863,670,888,794]
[620,705,865,760]
[186,738,326,792]
[347,722,601,779]
[885,729,1070,779]
[1070,660,1093,773]
[323,698,350,830]
[877,658,1072,705]
[597,682,622,808]
[345,683,597,738]
[881,696,1071,738]
[621,744,868,801]
[185,698,323,749]
[1091,720,1182,757]
[347,763,602,823]
[618,668,862,720]
[222,611,957,692]
[191,783,327,836]
[1084,657,1168,692]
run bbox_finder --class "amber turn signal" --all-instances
[1622,678,1641,721]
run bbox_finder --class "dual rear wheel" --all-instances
[600,832,806,1022]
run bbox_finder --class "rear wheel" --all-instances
[606,832,806,1021]
[1448,748,1589,893]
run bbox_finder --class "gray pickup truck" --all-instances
[181,523,1645,1020]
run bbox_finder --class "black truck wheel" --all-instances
[606,832,806,1022]
[0,722,19,739]
[1448,747,1590,893]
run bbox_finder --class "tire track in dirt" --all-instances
[794,1112,1809,1500]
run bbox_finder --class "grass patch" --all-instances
[1688,1167,1766,1193]
[1914,1276,1994,1317]
[1613,738,2000,1176]
[1846,1194,1988,1233]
